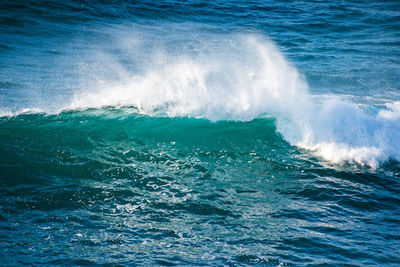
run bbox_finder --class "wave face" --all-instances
[1,0,400,266]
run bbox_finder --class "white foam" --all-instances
[296,99,400,167]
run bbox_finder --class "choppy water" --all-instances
[1,1,400,266]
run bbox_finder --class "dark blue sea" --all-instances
[1,1,400,266]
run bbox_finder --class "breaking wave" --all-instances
[4,28,400,167]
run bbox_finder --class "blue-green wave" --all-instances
[1,0,400,265]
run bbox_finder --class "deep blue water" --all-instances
[1,1,400,266]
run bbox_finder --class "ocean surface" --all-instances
[1,1,400,265]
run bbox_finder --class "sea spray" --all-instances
[70,34,310,120]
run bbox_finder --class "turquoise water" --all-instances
[1,1,400,265]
